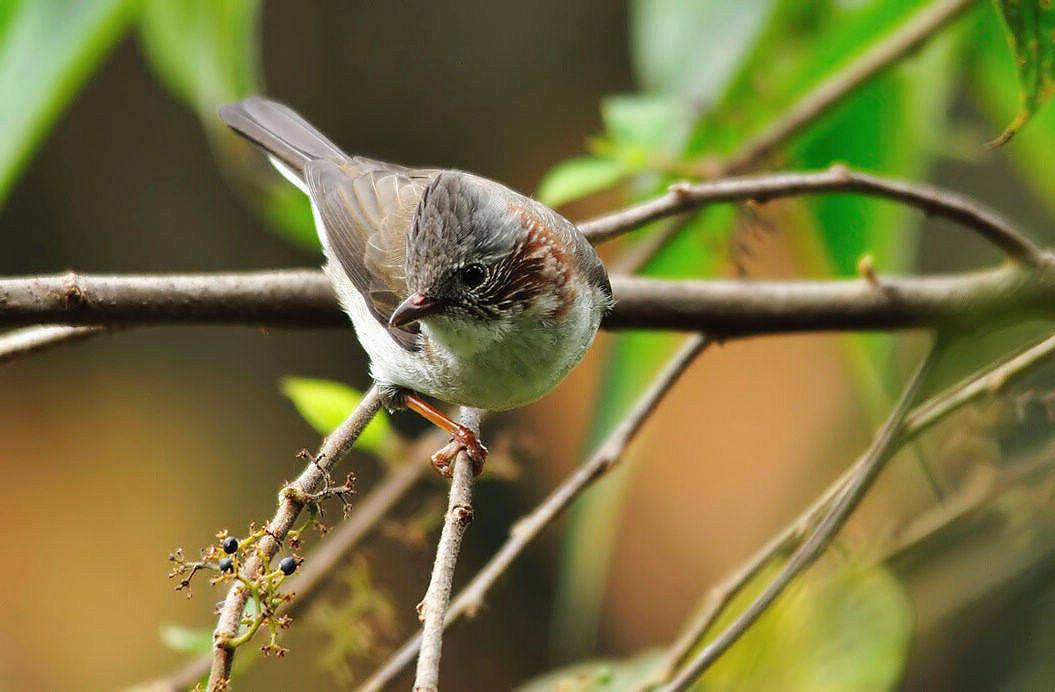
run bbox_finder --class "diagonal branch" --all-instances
[721,0,980,174]
[652,329,1055,687]
[207,386,383,690]
[660,340,942,690]
[359,335,713,691]
[0,325,109,364]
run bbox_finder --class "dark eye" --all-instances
[460,263,486,289]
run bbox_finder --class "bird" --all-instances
[218,97,613,475]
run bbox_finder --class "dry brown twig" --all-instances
[360,335,713,691]
[413,408,480,692]
[207,386,383,690]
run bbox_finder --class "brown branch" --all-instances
[144,431,442,692]
[579,166,1044,264]
[0,270,343,328]
[606,267,1055,334]
[414,408,480,692]
[359,335,713,691]
[207,386,383,690]
[661,341,941,690]
[4,265,1055,338]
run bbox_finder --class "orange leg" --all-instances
[403,393,488,476]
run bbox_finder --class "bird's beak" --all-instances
[389,292,441,328]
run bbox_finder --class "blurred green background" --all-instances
[3,1,1055,690]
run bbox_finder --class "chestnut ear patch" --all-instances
[505,205,577,320]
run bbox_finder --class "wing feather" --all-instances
[304,159,435,351]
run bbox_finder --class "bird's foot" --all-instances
[430,429,488,478]
[402,391,488,476]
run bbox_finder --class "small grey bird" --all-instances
[219,97,612,474]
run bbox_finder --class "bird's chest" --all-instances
[418,308,593,411]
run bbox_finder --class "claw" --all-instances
[430,432,488,477]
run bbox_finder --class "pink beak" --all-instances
[389,292,441,328]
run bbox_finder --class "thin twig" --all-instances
[722,0,979,174]
[651,329,1055,686]
[653,476,849,685]
[661,341,941,690]
[143,431,444,692]
[414,408,480,692]
[0,325,108,364]
[580,166,1045,264]
[359,335,713,691]
[207,386,383,691]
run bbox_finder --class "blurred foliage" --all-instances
[689,561,913,691]
[542,0,1055,682]
[0,0,138,206]
[3,0,1055,688]
[989,0,1055,145]
[533,561,912,691]
[279,376,394,458]
[138,0,261,115]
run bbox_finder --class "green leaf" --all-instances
[690,562,912,691]
[536,156,627,208]
[989,0,1055,146]
[0,0,137,207]
[140,0,319,251]
[600,93,693,165]
[159,624,213,654]
[630,0,778,104]
[687,0,948,158]
[970,4,1055,214]
[138,0,261,114]
[279,377,392,456]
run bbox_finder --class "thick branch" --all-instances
[4,266,1055,337]
[0,270,343,327]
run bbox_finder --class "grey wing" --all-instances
[304,158,435,351]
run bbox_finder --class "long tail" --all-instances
[218,97,347,179]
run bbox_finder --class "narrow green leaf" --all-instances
[990,0,1055,145]
[536,156,626,208]
[970,5,1055,213]
[159,624,213,654]
[138,0,261,114]
[0,0,137,206]
[279,377,392,456]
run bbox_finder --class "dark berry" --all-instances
[219,557,234,573]
[279,557,297,575]
[222,536,239,554]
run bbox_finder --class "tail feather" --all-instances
[218,97,348,178]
